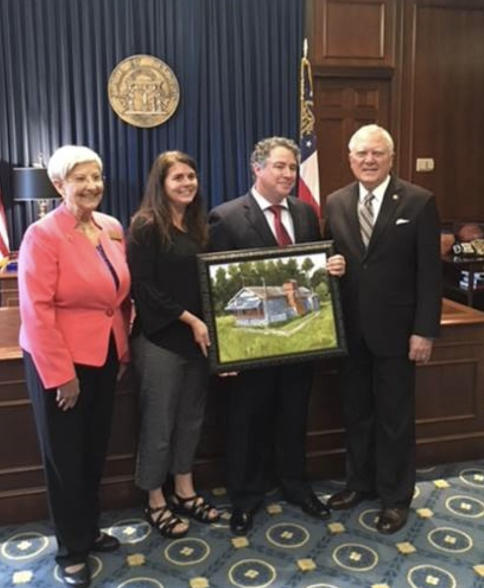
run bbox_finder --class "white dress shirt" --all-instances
[251,188,296,243]
[357,175,391,223]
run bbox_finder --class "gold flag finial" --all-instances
[300,39,314,138]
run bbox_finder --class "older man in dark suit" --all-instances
[209,137,345,535]
[324,124,442,534]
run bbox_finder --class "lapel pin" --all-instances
[392,194,399,201]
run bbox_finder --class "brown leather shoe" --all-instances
[376,507,409,534]
[327,490,375,510]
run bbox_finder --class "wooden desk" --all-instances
[442,255,484,310]
[0,306,140,524]
[0,268,19,307]
[2,299,484,524]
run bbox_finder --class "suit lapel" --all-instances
[288,198,303,243]
[342,184,366,255]
[244,192,278,247]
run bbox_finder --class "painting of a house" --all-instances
[225,280,320,327]
[197,242,347,371]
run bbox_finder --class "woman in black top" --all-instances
[128,151,219,538]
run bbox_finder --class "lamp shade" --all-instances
[13,167,59,202]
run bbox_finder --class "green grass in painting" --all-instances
[215,304,337,364]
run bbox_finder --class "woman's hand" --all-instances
[190,317,211,357]
[56,378,80,411]
[180,311,211,357]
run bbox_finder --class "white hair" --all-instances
[348,124,394,154]
[47,145,103,181]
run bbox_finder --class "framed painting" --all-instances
[197,241,347,373]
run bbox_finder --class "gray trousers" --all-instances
[132,334,209,491]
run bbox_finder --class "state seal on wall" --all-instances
[108,54,180,128]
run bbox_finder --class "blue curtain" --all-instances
[0,0,304,248]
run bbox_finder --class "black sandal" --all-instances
[172,493,220,524]
[145,504,189,538]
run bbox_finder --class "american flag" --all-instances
[298,40,320,217]
[0,184,9,261]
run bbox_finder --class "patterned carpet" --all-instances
[2,460,484,588]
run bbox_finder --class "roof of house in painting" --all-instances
[225,285,313,311]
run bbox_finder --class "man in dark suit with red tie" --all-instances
[209,137,345,535]
[324,124,442,534]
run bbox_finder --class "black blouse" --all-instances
[127,217,205,358]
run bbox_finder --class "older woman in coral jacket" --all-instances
[18,145,131,588]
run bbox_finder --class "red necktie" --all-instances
[268,205,293,246]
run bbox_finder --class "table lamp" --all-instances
[13,167,59,218]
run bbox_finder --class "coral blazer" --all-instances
[19,203,131,389]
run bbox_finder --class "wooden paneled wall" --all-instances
[307,0,484,222]
[3,300,484,523]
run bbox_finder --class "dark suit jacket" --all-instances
[324,176,442,356]
[208,191,321,251]
[208,191,322,502]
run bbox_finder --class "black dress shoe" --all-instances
[59,563,91,588]
[230,509,254,536]
[327,489,374,510]
[376,507,409,534]
[286,493,331,520]
[91,531,120,553]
